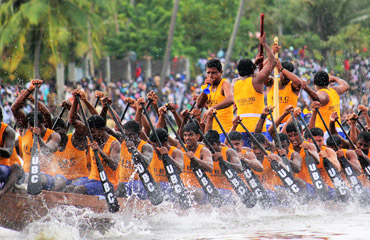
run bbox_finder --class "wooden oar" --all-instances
[168,115,223,207]
[213,112,270,207]
[198,113,257,208]
[268,109,292,172]
[76,96,120,213]
[238,121,308,203]
[140,102,192,209]
[290,112,331,201]
[106,103,163,206]
[258,13,265,71]
[52,107,66,130]
[314,108,362,197]
[27,84,42,195]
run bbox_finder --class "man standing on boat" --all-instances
[310,71,350,140]
[11,80,63,191]
[232,33,276,147]
[196,59,234,143]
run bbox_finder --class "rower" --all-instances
[53,97,90,192]
[148,128,184,200]
[73,115,120,195]
[11,79,62,191]
[285,121,319,197]
[0,108,24,197]
[203,129,242,203]
[117,119,153,199]
[226,131,263,172]
[180,122,213,204]
[250,133,286,204]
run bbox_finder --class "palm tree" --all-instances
[0,0,105,80]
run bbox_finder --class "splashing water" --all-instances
[1,199,370,240]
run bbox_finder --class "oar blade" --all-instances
[27,139,42,195]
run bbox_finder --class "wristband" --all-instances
[260,114,267,120]
[279,67,284,72]
[27,89,33,94]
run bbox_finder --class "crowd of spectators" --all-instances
[1,47,369,127]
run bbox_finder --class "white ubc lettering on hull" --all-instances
[170,175,178,184]
[328,168,336,177]
[315,180,323,189]
[255,189,263,198]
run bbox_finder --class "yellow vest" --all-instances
[234,77,266,132]
[267,81,298,123]
[315,88,341,131]
[201,78,233,134]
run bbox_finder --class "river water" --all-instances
[0,198,369,240]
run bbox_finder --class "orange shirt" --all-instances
[54,133,89,180]
[119,140,147,182]
[88,136,119,188]
[149,146,177,183]
[181,144,204,188]
[21,128,60,176]
[254,150,283,190]
[317,146,339,188]
[291,143,313,185]
[0,123,19,166]
[207,146,230,190]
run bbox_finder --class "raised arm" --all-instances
[11,80,43,128]
[301,81,320,102]
[268,105,293,137]
[254,106,270,133]
[330,75,350,95]
[253,34,277,90]
[27,92,53,129]
[78,90,98,115]
[308,101,321,130]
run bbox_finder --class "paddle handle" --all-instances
[120,102,131,122]
[268,110,282,149]
[335,119,356,149]
[52,107,66,130]
[94,97,100,108]
[213,113,235,150]
[296,114,320,152]
[315,108,339,151]
[187,117,216,154]
[163,114,187,151]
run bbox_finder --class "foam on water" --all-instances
[1,199,370,239]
